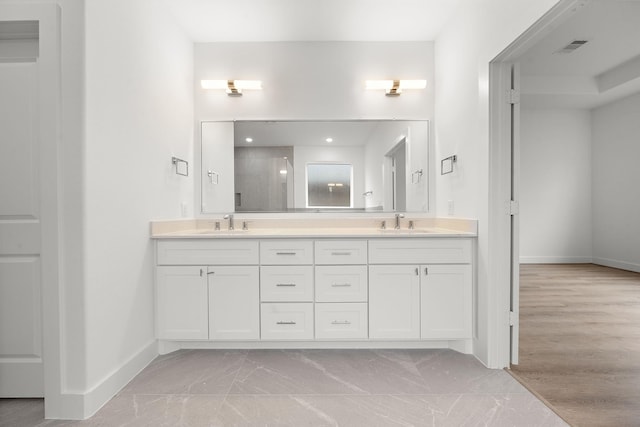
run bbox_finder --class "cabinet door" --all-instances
[369,265,420,339]
[208,266,259,340]
[421,264,472,339]
[156,266,208,340]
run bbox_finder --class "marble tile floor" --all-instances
[1,349,567,427]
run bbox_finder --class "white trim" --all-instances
[158,339,473,354]
[487,0,588,369]
[520,256,593,264]
[593,257,640,274]
[48,340,157,420]
[81,340,157,420]
[487,61,513,369]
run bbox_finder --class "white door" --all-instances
[208,266,259,340]
[369,265,420,339]
[0,54,43,395]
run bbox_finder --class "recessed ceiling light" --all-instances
[245,137,253,143]
[325,137,333,143]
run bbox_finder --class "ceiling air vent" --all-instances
[555,39,588,54]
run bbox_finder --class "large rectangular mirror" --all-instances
[201,120,429,213]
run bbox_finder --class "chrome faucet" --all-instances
[394,213,405,230]
[223,214,234,231]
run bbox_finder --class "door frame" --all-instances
[1,2,63,416]
[488,0,589,367]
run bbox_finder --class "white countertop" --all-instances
[150,218,478,239]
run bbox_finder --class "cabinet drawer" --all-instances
[260,266,314,302]
[315,303,368,340]
[314,240,367,265]
[157,240,259,265]
[369,238,472,264]
[315,266,368,302]
[260,303,314,340]
[260,240,313,265]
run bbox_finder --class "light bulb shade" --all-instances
[201,80,228,89]
[201,79,263,95]
[365,79,427,95]
[365,80,395,90]
[399,79,427,89]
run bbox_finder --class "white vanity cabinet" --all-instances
[154,235,474,348]
[260,240,314,340]
[314,240,369,340]
[368,239,473,340]
[155,240,260,341]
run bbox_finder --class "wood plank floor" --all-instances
[510,264,640,427]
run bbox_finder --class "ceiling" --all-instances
[518,0,640,109]
[161,0,640,110]
[161,0,464,42]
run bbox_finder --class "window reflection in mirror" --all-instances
[306,163,353,208]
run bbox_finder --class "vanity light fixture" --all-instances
[365,79,427,96]
[200,79,263,96]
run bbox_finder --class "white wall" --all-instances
[520,108,592,263]
[83,0,193,417]
[592,92,640,272]
[195,42,433,121]
[194,42,434,215]
[434,0,560,367]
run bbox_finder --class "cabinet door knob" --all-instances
[415,268,419,276]
[200,268,203,277]
[424,267,428,275]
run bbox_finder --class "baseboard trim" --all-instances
[79,340,157,419]
[158,339,472,353]
[519,256,592,264]
[593,257,640,274]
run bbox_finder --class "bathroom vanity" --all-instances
[151,218,476,354]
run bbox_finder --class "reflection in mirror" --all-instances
[306,163,353,208]
[200,120,429,214]
[234,146,293,212]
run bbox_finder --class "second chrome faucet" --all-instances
[223,214,234,230]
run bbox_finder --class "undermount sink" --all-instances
[379,228,433,234]
[194,229,249,235]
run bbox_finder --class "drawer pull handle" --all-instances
[276,252,297,255]
[331,252,351,256]
[276,321,296,325]
[331,320,352,325]
[332,283,352,287]
[276,283,296,287]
